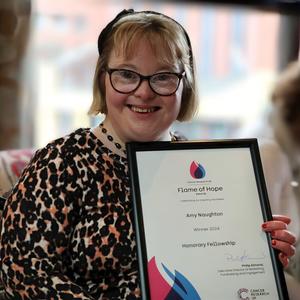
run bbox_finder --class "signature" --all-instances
[225,250,266,262]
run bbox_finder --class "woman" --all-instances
[0,9,296,299]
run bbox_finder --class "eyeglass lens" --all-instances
[109,69,181,96]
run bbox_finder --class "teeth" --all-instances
[130,106,156,113]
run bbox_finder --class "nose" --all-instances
[133,79,156,100]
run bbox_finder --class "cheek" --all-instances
[105,78,127,109]
[105,76,116,103]
[163,93,182,121]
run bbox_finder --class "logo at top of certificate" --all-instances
[190,161,206,179]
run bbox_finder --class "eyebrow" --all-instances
[109,63,180,73]
[111,63,136,70]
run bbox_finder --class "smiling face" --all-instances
[103,39,183,143]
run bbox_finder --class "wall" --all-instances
[0,0,31,150]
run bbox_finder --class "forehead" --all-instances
[111,34,180,67]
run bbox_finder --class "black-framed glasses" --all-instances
[106,68,185,96]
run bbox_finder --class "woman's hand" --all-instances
[262,214,296,267]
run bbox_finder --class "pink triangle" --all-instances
[148,256,172,300]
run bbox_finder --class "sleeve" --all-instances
[0,144,95,300]
[259,140,300,240]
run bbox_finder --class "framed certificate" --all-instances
[126,139,289,300]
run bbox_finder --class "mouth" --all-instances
[127,105,160,113]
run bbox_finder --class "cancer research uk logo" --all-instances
[189,161,206,179]
[237,287,270,299]
[238,288,250,300]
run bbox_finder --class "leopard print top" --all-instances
[0,128,140,300]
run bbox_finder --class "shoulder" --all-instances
[38,128,93,155]
[258,139,287,164]
[27,128,96,169]
[48,128,93,150]
[258,138,292,179]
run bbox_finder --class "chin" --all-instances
[132,132,169,143]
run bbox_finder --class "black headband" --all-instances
[97,9,193,69]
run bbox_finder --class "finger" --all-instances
[278,253,289,268]
[262,220,287,232]
[272,215,291,225]
[271,239,296,257]
[271,230,297,245]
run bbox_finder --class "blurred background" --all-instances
[0,0,299,150]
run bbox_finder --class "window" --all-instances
[24,0,281,147]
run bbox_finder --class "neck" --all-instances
[102,118,125,145]
[98,118,127,157]
[103,118,172,143]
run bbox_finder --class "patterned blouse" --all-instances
[0,128,140,300]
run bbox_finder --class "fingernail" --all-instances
[271,231,275,237]
[272,240,276,246]
[262,223,267,229]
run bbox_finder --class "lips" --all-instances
[127,105,160,113]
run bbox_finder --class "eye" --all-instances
[118,70,138,80]
[152,73,178,83]
[153,73,171,81]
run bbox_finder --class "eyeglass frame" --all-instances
[105,68,185,96]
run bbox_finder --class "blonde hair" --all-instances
[271,61,300,125]
[272,61,300,102]
[89,11,198,121]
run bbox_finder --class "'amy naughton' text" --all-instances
[186,212,223,218]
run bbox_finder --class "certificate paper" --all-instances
[127,139,289,300]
